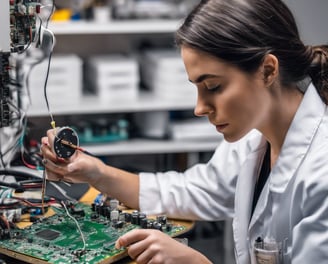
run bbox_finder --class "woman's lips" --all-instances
[216,124,228,132]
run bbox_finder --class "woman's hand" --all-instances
[41,127,141,211]
[40,128,104,185]
[115,229,212,264]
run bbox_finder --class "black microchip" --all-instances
[35,229,61,241]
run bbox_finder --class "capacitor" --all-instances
[119,212,126,222]
[110,210,119,222]
[109,199,119,210]
[165,223,173,232]
[103,207,111,218]
[138,213,147,226]
[156,215,167,226]
[152,222,162,231]
[140,218,148,229]
[131,211,139,225]
[113,221,124,228]
[124,212,132,223]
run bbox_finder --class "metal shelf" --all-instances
[81,138,221,156]
[27,92,196,116]
[49,19,183,35]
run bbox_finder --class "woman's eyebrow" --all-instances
[189,74,220,83]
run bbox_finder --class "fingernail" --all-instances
[115,241,121,249]
[42,159,47,165]
[67,164,74,172]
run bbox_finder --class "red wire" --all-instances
[21,152,37,170]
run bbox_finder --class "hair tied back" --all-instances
[307,45,328,104]
[312,45,328,64]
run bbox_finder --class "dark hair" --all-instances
[175,0,328,103]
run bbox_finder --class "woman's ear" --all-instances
[261,54,279,85]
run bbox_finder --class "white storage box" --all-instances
[28,54,82,108]
[169,118,223,140]
[140,49,196,100]
[86,55,139,102]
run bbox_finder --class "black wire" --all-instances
[36,15,43,48]
[42,0,56,124]
[81,150,96,157]
[43,50,54,122]
[0,128,5,167]
[0,149,5,168]
[0,169,41,181]
[24,2,53,108]
[19,179,43,184]
[0,181,24,191]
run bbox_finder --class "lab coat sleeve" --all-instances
[138,132,259,220]
[291,143,328,263]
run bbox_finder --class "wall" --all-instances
[284,0,328,44]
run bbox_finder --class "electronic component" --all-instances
[0,53,11,127]
[35,229,61,241]
[53,127,79,159]
[9,0,40,53]
[53,126,96,158]
[0,202,189,263]
[0,0,41,128]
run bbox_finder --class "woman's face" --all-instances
[181,46,270,142]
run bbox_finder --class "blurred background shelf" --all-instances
[25,0,218,170]
[27,91,196,116]
[49,19,183,35]
[81,138,221,156]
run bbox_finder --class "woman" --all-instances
[41,0,328,263]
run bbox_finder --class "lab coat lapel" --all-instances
[233,137,267,262]
[233,84,326,263]
[249,83,326,230]
[269,84,325,193]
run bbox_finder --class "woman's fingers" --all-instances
[42,157,68,180]
[115,229,152,262]
[115,229,148,249]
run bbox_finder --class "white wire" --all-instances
[61,201,87,251]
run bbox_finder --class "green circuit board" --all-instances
[0,203,188,264]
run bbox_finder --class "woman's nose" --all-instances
[194,96,212,117]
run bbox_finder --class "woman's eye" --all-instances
[207,85,221,92]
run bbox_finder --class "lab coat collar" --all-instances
[269,83,326,193]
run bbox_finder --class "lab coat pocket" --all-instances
[252,237,283,264]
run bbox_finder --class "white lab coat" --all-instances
[139,83,328,264]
